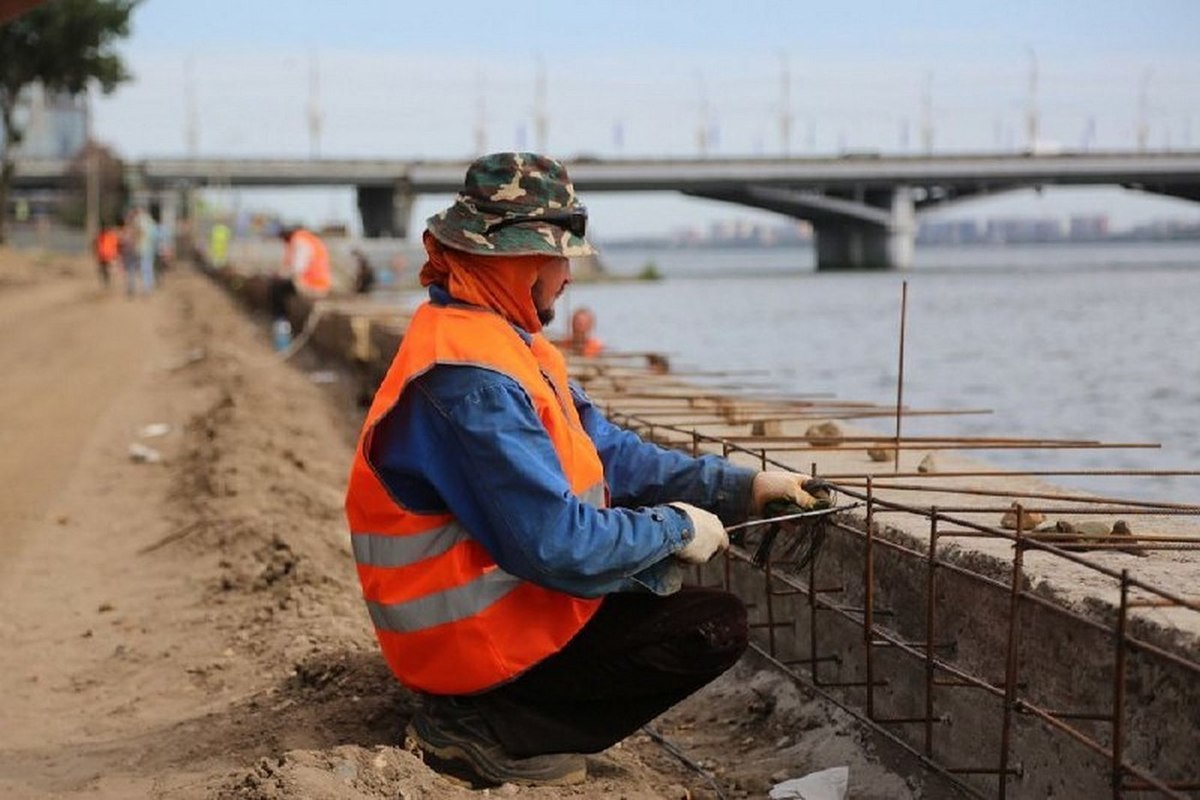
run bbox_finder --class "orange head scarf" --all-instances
[419,231,544,333]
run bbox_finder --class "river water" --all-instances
[557,241,1200,504]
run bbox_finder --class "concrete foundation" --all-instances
[699,515,1200,799]
[355,183,413,239]
[812,186,915,271]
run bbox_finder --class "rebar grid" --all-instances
[589,386,1200,798]
[694,476,1200,799]
[568,275,1198,798]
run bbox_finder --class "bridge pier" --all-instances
[811,186,915,271]
[356,182,414,238]
[689,183,916,271]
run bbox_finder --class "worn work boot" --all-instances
[406,697,586,787]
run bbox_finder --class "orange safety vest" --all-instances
[345,302,605,695]
[286,229,331,294]
[579,337,604,357]
[552,336,604,358]
[96,229,120,262]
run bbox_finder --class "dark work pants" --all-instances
[268,276,296,319]
[470,586,749,758]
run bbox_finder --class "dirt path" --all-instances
[0,249,927,799]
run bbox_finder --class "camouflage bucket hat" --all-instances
[426,152,597,258]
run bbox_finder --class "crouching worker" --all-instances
[344,152,815,788]
[270,225,331,349]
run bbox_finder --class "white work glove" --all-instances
[750,471,817,515]
[669,502,729,564]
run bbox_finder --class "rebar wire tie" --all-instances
[725,503,863,534]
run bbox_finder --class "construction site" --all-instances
[2,243,1195,800]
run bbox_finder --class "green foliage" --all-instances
[0,0,137,107]
[0,1,137,242]
[636,260,662,281]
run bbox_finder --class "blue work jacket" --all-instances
[367,287,756,598]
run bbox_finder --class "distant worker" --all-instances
[554,305,604,357]
[344,152,818,788]
[270,225,331,349]
[208,222,231,270]
[93,223,120,289]
[132,206,158,294]
[152,207,173,281]
[119,208,150,297]
[352,248,376,295]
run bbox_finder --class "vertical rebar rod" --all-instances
[999,506,1026,799]
[925,510,940,757]
[865,476,877,719]
[894,280,909,473]
[809,460,820,684]
[809,537,820,682]
[765,556,778,657]
[1112,571,1129,800]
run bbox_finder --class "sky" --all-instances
[91,0,1200,238]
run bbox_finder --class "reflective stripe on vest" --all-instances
[364,567,523,633]
[352,521,469,568]
[352,480,603,569]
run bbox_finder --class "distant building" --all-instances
[1,83,88,159]
[917,218,982,245]
[1068,215,1110,240]
[984,217,1065,244]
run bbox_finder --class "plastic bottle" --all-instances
[272,318,292,351]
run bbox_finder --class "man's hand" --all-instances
[669,502,729,564]
[750,471,818,515]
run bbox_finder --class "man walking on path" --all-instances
[93,223,120,288]
[344,152,817,788]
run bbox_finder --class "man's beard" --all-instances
[532,280,556,326]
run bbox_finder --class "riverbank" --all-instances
[0,249,926,799]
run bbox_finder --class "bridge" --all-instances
[13,151,1200,270]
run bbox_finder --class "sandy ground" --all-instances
[0,249,932,799]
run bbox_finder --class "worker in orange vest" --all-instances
[270,225,331,349]
[344,152,817,788]
[93,224,121,289]
[553,305,605,357]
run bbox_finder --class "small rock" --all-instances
[917,453,937,473]
[494,782,519,796]
[98,602,114,613]
[866,447,894,462]
[805,421,842,447]
[1000,502,1045,530]
[1112,520,1133,536]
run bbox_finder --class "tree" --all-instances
[0,0,137,244]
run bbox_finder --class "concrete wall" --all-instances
[701,518,1200,799]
